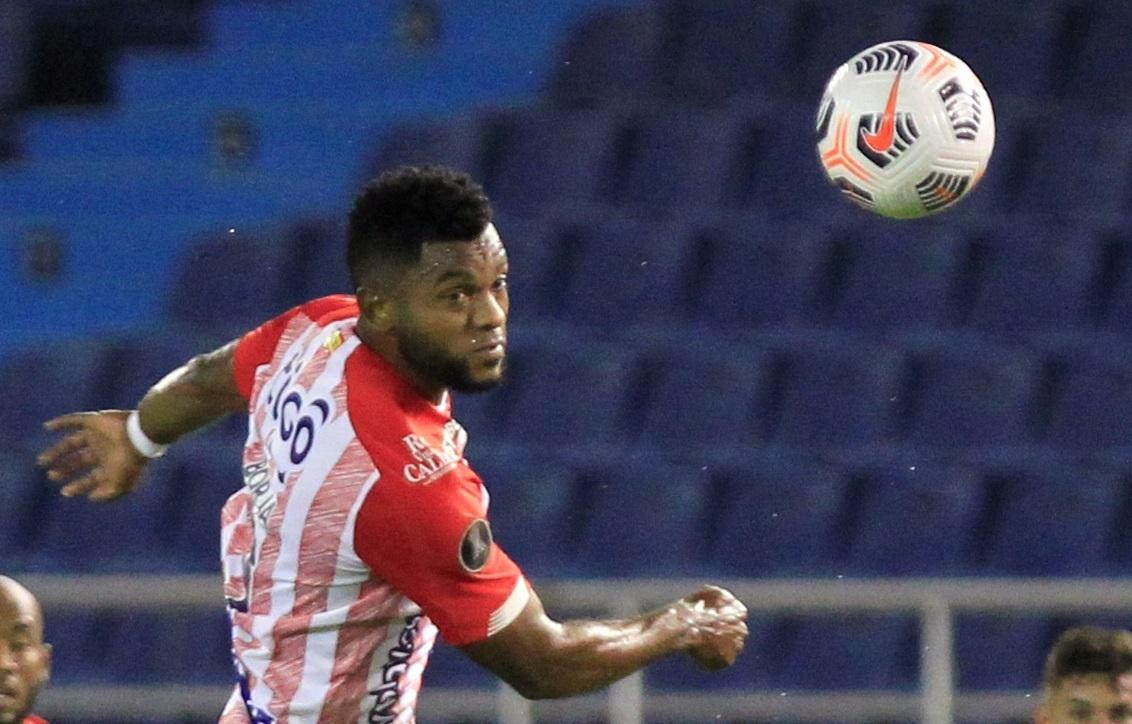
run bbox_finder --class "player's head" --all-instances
[1036,626,1132,723]
[348,165,507,396]
[0,576,51,723]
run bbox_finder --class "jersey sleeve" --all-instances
[232,295,355,400]
[353,462,529,646]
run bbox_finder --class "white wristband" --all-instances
[126,410,169,459]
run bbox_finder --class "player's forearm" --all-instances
[136,341,246,444]
[514,606,692,699]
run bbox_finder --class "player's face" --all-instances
[1037,674,1132,723]
[0,583,50,724]
[395,224,509,394]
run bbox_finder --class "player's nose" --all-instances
[471,289,506,329]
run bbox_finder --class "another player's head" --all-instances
[0,576,51,724]
[1035,626,1132,723]
[348,165,507,396]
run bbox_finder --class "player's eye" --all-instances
[492,276,508,292]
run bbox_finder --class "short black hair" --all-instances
[347,165,492,289]
[1043,626,1132,689]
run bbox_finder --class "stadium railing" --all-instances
[24,575,1132,723]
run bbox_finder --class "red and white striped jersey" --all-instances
[216,296,528,723]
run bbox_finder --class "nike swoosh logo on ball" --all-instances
[861,65,905,154]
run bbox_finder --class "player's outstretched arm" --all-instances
[459,584,748,700]
[36,340,245,501]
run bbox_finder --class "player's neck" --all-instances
[354,322,447,406]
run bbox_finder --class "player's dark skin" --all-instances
[36,224,748,699]
[0,577,51,724]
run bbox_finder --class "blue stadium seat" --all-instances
[570,455,712,577]
[979,464,1125,576]
[916,1,1054,102]
[828,224,966,332]
[708,455,848,577]
[545,5,665,107]
[498,337,637,448]
[1038,341,1132,451]
[1004,110,1132,222]
[469,448,578,578]
[657,0,796,104]
[0,339,107,448]
[606,108,745,214]
[844,463,984,576]
[96,328,220,410]
[757,333,903,448]
[0,448,44,564]
[961,221,1096,333]
[285,216,350,301]
[478,107,620,215]
[1093,229,1132,332]
[1048,3,1132,110]
[490,212,559,321]
[163,229,310,336]
[160,438,247,571]
[782,614,919,690]
[635,341,771,452]
[556,216,694,327]
[898,336,1038,450]
[955,615,1056,690]
[696,218,831,330]
[367,116,484,181]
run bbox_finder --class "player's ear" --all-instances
[357,286,395,333]
[38,642,52,682]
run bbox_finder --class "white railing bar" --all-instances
[920,596,953,724]
[496,683,532,724]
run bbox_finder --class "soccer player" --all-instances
[0,576,51,724]
[36,165,748,722]
[1035,626,1132,723]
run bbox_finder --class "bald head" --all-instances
[0,576,50,723]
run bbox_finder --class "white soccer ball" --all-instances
[815,40,995,219]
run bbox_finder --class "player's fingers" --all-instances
[59,471,102,498]
[44,447,98,481]
[89,484,127,503]
[37,431,88,467]
[43,412,97,432]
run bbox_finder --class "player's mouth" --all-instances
[470,336,506,360]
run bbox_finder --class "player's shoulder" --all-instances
[301,294,358,326]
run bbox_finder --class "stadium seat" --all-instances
[1036,340,1132,451]
[160,438,248,571]
[978,464,1125,576]
[782,613,919,690]
[569,455,712,577]
[827,224,966,332]
[959,221,1098,333]
[0,448,44,564]
[96,328,220,410]
[285,216,350,301]
[490,212,559,321]
[695,217,831,330]
[555,215,695,328]
[477,106,620,215]
[604,107,746,215]
[897,335,1038,450]
[756,333,903,449]
[163,228,311,337]
[366,116,485,182]
[424,640,494,688]
[708,454,849,577]
[634,340,772,453]
[545,5,665,107]
[656,0,796,105]
[844,462,984,576]
[497,337,637,448]
[954,614,1056,690]
[1047,3,1132,110]
[469,448,579,578]
[1092,228,1132,332]
[0,339,107,448]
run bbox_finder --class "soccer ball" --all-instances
[815,41,995,219]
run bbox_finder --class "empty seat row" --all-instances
[547,1,1132,112]
[5,438,1130,577]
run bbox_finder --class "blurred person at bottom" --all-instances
[36,165,747,723]
[0,576,50,724]
[1036,626,1132,723]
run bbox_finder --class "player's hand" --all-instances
[36,410,149,502]
[679,585,749,671]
